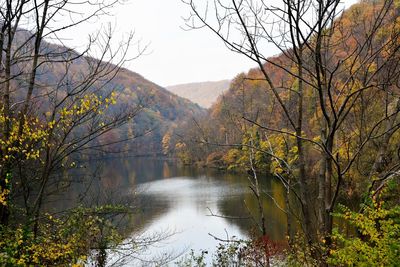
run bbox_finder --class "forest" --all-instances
[173,0,400,265]
[0,0,399,266]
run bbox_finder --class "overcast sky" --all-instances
[119,0,256,87]
[57,0,359,87]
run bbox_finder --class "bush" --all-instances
[328,202,400,266]
[0,206,124,266]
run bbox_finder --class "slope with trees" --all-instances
[178,0,400,264]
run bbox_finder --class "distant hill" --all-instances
[166,80,231,108]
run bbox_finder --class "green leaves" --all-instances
[328,202,400,266]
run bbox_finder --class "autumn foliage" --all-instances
[179,0,400,264]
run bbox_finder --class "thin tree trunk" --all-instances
[18,0,49,136]
[296,47,316,246]
[0,17,13,225]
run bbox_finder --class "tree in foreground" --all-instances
[183,0,400,264]
[0,0,152,265]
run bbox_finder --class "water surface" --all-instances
[58,157,288,265]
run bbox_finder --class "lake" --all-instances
[58,157,288,265]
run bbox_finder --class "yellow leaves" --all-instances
[162,132,172,154]
[367,62,377,74]
[0,206,118,266]
[0,91,122,264]
[17,257,27,265]
[0,91,119,163]
[60,107,73,117]
[58,92,117,123]
[267,131,298,175]
[25,149,40,160]
[312,135,322,143]
[0,173,11,206]
[0,188,10,206]
[274,166,284,174]
[222,148,242,170]
[175,142,187,150]
[0,115,48,163]
[0,92,119,199]
[48,120,56,129]
[109,91,117,105]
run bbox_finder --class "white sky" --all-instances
[55,0,359,87]
[120,0,257,87]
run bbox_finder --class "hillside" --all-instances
[175,0,400,180]
[93,68,206,155]
[166,80,230,108]
[10,28,205,156]
[171,1,400,261]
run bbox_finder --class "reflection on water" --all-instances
[129,176,248,263]
[57,157,288,265]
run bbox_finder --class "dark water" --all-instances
[56,157,288,265]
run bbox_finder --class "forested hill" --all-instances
[171,1,400,260]
[166,80,230,108]
[174,0,400,179]
[88,68,206,155]
[11,28,205,156]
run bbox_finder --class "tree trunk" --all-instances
[296,47,317,246]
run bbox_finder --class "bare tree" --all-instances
[183,0,400,261]
[0,0,144,233]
